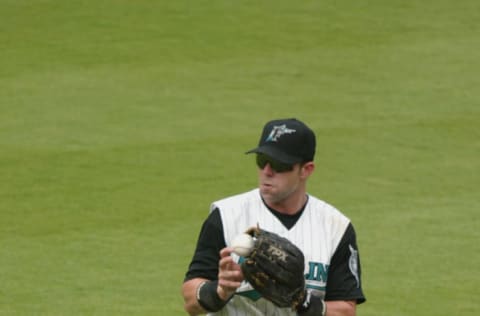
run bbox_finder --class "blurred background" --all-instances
[1,1,478,315]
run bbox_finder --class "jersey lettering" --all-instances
[305,261,329,282]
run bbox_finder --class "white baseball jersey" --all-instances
[207,188,352,316]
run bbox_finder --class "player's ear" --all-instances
[299,162,314,178]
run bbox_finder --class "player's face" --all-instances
[256,155,311,206]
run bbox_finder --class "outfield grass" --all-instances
[1,1,479,315]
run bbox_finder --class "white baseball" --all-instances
[231,233,254,257]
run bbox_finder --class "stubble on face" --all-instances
[258,166,302,206]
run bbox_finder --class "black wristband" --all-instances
[297,291,326,316]
[196,280,229,312]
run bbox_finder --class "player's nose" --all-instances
[259,162,275,175]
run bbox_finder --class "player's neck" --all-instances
[264,192,308,215]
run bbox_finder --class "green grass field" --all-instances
[1,1,479,315]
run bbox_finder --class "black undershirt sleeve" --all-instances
[184,208,226,282]
[325,223,366,304]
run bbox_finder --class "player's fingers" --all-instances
[218,247,244,282]
[219,253,236,269]
[219,247,233,258]
[219,272,243,287]
[218,277,242,290]
[219,257,243,281]
[220,263,243,281]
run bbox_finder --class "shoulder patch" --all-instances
[348,244,360,288]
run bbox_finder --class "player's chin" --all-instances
[259,188,273,200]
[259,190,281,205]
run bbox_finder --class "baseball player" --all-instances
[182,118,366,316]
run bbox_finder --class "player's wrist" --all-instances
[216,284,234,301]
[296,290,326,316]
[196,280,230,312]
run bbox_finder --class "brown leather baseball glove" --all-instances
[241,226,306,310]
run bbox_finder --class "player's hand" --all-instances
[217,247,244,300]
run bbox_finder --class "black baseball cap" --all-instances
[246,118,316,164]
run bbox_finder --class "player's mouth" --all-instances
[260,182,273,189]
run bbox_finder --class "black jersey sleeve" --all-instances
[184,208,226,282]
[325,223,366,304]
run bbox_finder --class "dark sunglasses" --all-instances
[256,154,294,173]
